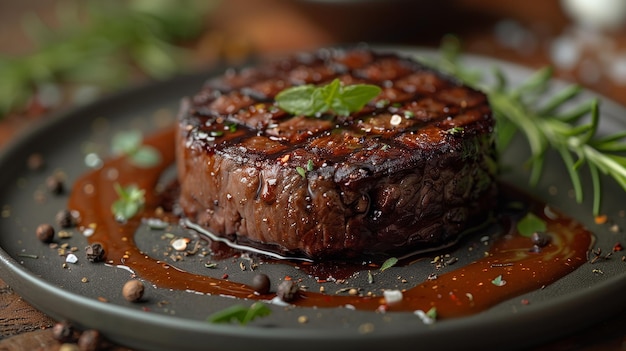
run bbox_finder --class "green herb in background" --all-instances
[112,130,161,168]
[0,0,220,117]
[422,35,626,216]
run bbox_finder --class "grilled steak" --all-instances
[176,48,498,259]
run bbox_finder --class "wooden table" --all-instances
[1,0,626,349]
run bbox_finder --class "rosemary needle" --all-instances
[422,35,626,215]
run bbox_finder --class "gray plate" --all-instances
[1,48,625,351]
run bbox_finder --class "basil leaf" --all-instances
[275,85,318,116]
[275,80,381,117]
[338,84,381,114]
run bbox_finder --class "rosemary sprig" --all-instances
[422,36,626,215]
[0,0,217,118]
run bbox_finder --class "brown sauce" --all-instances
[68,126,593,319]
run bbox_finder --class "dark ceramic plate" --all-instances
[1,48,625,351]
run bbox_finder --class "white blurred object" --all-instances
[561,0,626,31]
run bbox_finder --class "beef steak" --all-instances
[176,48,498,259]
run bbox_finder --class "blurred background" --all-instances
[1,0,626,350]
[3,0,626,147]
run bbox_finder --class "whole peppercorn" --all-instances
[56,209,77,228]
[52,320,76,342]
[77,329,102,351]
[85,243,106,263]
[27,153,45,171]
[46,174,65,195]
[122,279,145,302]
[36,224,55,243]
[251,273,271,294]
[276,280,299,302]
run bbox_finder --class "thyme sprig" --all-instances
[422,37,626,215]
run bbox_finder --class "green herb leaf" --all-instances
[339,84,384,113]
[275,78,381,117]
[380,257,398,272]
[207,302,272,325]
[111,183,145,222]
[274,85,320,116]
[516,212,547,237]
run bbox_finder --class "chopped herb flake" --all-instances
[296,166,306,178]
[491,275,506,286]
[426,306,438,320]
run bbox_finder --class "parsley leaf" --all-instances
[275,78,381,117]
[111,183,145,222]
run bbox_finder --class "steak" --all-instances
[176,48,498,259]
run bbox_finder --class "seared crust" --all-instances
[176,48,497,259]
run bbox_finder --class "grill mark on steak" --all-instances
[176,48,498,259]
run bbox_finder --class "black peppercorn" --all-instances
[52,320,76,342]
[85,243,106,263]
[276,280,299,302]
[251,273,271,294]
[46,174,65,194]
[56,209,76,228]
[77,329,102,351]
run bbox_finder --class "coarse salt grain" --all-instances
[390,114,402,126]
[414,310,435,325]
[383,289,403,305]
[66,254,78,264]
